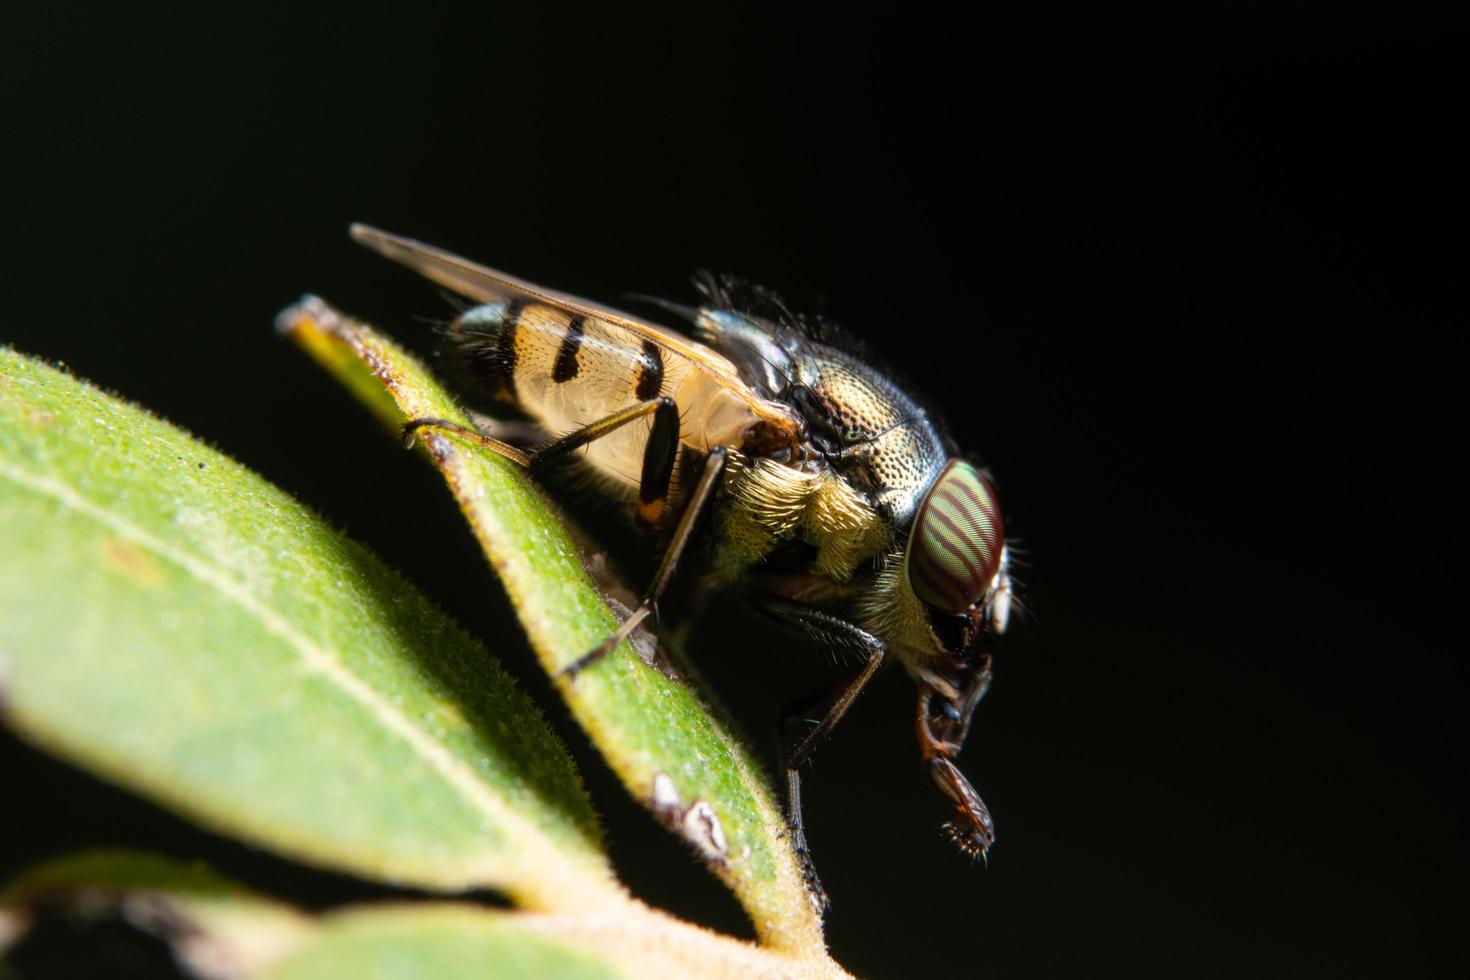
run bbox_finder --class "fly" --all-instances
[349,224,1016,907]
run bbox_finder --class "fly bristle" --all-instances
[692,272,808,333]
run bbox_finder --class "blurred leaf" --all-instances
[263,906,617,980]
[0,850,312,979]
[0,349,616,909]
[280,298,828,956]
[3,853,845,980]
[266,903,842,980]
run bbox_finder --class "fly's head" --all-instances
[905,458,1011,861]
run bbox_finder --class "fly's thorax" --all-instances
[694,307,945,518]
[694,309,813,399]
[798,346,947,524]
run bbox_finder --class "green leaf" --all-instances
[266,903,841,980]
[280,298,827,955]
[0,850,314,978]
[0,348,616,910]
[265,907,624,980]
[2,850,846,980]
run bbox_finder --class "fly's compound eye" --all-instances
[907,460,1005,615]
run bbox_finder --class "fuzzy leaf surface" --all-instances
[0,349,613,909]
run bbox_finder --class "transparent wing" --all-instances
[350,224,740,378]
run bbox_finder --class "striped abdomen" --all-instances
[448,300,780,492]
[906,460,1005,613]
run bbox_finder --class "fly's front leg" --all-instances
[917,675,996,863]
[759,596,888,913]
[925,653,993,755]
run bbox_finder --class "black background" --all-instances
[2,3,1464,976]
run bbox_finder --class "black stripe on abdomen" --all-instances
[495,300,524,398]
[553,315,585,383]
[451,299,522,400]
[635,339,664,400]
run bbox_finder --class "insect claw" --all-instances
[940,818,994,864]
[402,417,451,451]
[792,843,831,915]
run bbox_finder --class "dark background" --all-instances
[2,2,1464,976]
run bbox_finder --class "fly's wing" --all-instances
[351,225,804,466]
[350,224,745,382]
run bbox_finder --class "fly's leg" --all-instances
[758,596,889,913]
[556,445,728,680]
[775,689,833,914]
[403,395,679,477]
[402,418,532,466]
[925,654,993,755]
[917,668,996,863]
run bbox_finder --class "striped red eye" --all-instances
[907,461,1005,614]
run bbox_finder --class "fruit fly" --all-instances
[349,225,1015,903]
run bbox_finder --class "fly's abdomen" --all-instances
[450,301,688,491]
